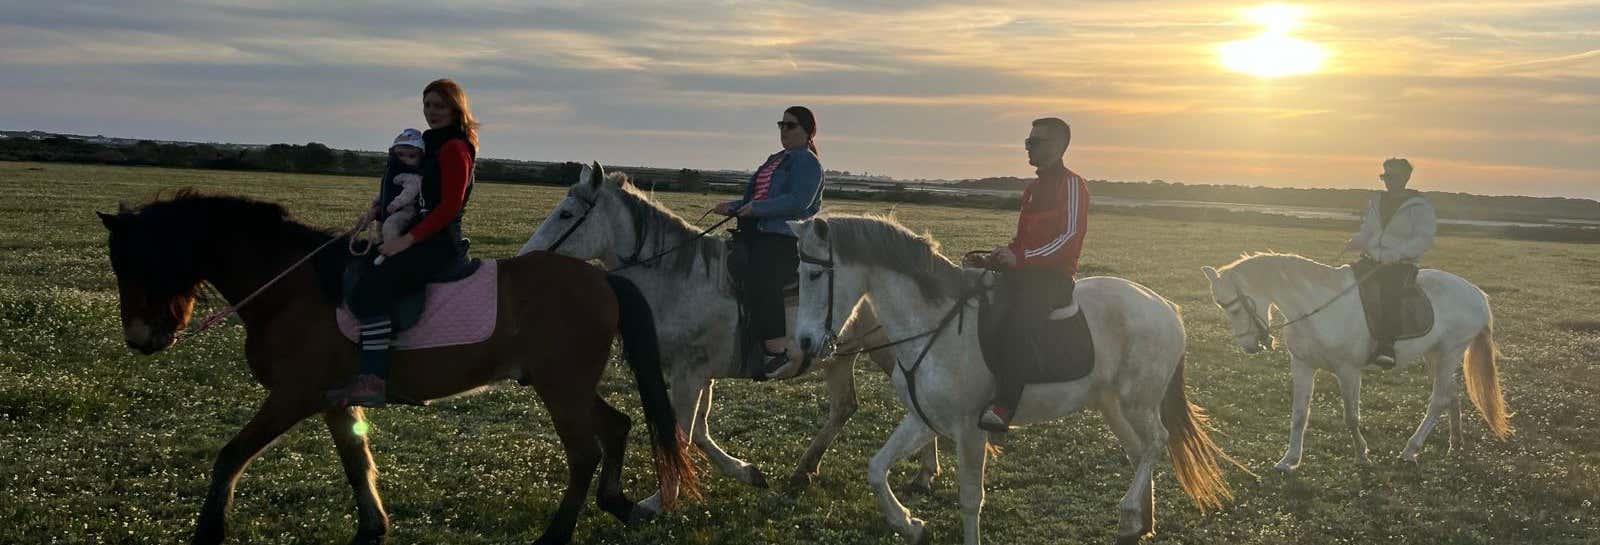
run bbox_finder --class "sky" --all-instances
[2,1,1596,199]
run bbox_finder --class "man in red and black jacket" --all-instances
[965,117,1089,432]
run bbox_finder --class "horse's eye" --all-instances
[808,271,824,281]
[559,210,574,220]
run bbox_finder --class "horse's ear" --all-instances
[589,161,606,188]
[1200,266,1219,283]
[96,211,120,231]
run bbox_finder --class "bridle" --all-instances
[543,195,597,255]
[798,233,986,437]
[1215,278,1273,350]
[541,193,733,273]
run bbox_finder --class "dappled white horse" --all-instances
[1201,253,1510,472]
[793,215,1246,545]
[519,164,941,509]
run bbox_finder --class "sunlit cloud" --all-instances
[0,0,1594,198]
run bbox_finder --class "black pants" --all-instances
[987,268,1075,413]
[1361,258,1419,350]
[736,232,799,342]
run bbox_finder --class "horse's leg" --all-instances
[1101,395,1156,542]
[868,414,937,545]
[1276,359,1316,472]
[193,392,318,545]
[788,358,859,490]
[592,396,650,525]
[694,378,768,487]
[323,407,389,545]
[531,389,602,545]
[858,336,941,493]
[954,426,989,545]
[1333,367,1372,466]
[1447,377,1464,455]
[1402,346,1465,462]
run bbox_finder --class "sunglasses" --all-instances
[777,121,801,130]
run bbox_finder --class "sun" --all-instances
[1219,3,1328,78]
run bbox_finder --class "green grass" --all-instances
[2,161,1597,544]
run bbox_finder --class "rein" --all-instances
[179,229,353,341]
[1219,263,1381,344]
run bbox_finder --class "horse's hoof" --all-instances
[348,532,388,545]
[1116,534,1143,545]
[906,519,932,545]
[785,471,814,494]
[747,465,770,489]
[1399,448,1421,463]
[1273,461,1298,473]
[626,504,657,526]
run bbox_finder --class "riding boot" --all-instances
[328,319,391,408]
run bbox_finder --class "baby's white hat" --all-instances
[390,128,425,152]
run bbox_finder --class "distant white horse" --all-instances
[1201,253,1510,472]
[519,164,941,509]
[792,215,1246,545]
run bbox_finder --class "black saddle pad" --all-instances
[1353,263,1434,341]
[978,294,1096,385]
[342,257,481,334]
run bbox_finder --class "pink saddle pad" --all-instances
[337,259,498,350]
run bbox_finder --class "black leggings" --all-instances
[739,233,799,342]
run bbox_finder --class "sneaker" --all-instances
[978,405,1013,433]
[760,349,797,380]
[327,374,387,408]
[1371,347,1397,370]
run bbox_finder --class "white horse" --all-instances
[1200,253,1510,472]
[792,215,1246,545]
[519,164,942,508]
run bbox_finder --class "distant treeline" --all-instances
[4,134,1596,243]
[954,177,1600,224]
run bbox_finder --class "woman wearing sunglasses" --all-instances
[712,106,824,379]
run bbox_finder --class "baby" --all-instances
[378,128,425,245]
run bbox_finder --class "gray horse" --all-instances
[519,164,940,510]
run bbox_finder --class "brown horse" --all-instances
[97,190,696,545]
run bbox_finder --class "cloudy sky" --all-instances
[3,1,1596,198]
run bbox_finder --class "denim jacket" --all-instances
[722,147,824,236]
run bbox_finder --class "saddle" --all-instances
[977,270,1095,385]
[336,258,496,350]
[1352,260,1434,341]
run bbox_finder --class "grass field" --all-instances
[2,161,1597,544]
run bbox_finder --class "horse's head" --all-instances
[98,204,203,355]
[520,161,627,259]
[1202,265,1272,354]
[794,219,859,361]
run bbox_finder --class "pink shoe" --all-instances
[326,374,387,408]
[978,404,1013,433]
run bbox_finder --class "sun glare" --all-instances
[1220,3,1327,78]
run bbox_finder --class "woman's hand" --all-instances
[711,202,734,216]
[379,234,415,257]
[736,203,755,217]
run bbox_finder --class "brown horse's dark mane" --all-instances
[113,188,348,303]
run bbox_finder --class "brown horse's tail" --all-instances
[1161,355,1253,510]
[606,275,699,508]
[1463,316,1512,439]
